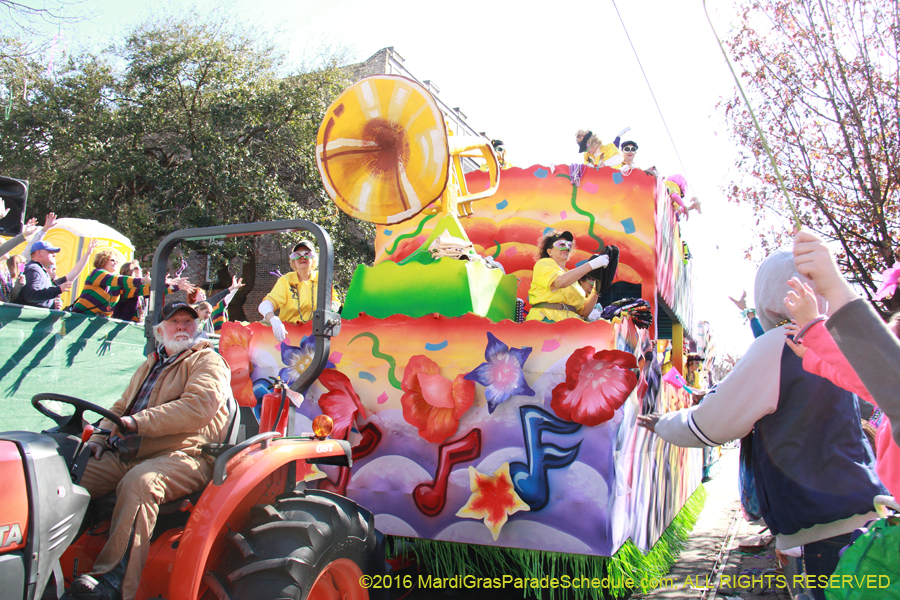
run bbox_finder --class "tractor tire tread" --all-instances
[216,491,384,600]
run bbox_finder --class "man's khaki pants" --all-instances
[80,449,213,600]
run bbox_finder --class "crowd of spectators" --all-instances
[0,212,246,333]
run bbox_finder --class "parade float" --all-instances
[217,76,707,596]
[0,75,708,598]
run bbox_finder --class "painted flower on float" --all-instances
[401,355,474,444]
[219,322,256,406]
[317,369,367,440]
[279,336,334,386]
[874,263,900,300]
[464,332,534,413]
[456,463,530,541]
[551,347,638,426]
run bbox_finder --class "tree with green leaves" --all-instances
[719,0,899,313]
[0,14,375,319]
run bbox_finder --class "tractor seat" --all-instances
[91,390,244,518]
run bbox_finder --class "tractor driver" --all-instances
[70,301,231,600]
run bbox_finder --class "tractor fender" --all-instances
[168,437,351,600]
[0,441,29,554]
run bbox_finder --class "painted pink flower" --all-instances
[401,355,474,444]
[219,322,256,407]
[318,369,367,440]
[551,347,638,427]
[874,263,900,301]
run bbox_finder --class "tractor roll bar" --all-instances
[146,220,341,395]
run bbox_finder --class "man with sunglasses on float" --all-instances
[258,240,340,342]
[525,230,610,322]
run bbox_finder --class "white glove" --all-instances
[616,126,631,138]
[270,316,287,342]
[588,255,610,269]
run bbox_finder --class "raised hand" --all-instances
[783,277,821,328]
[168,277,192,291]
[728,291,748,312]
[230,276,244,291]
[792,230,856,310]
[42,212,58,231]
[23,218,39,237]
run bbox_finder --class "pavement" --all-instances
[389,447,789,600]
[632,447,789,600]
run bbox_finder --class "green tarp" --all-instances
[0,303,148,433]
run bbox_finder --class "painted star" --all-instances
[456,463,530,541]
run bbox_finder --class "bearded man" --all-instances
[70,301,231,600]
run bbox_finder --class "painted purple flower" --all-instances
[465,332,534,413]
[279,336,334,386]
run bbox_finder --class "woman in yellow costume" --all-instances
[526,230,609,322]
[576,127,630,167]
[258,240,340,342]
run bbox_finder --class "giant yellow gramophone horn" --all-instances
[316,76,451,225]
[317,75,501,226]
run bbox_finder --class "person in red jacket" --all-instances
[783,276,899,497]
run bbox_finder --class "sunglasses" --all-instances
[552,240,573,251]
[622,145,637,152]
[290,250,314,260]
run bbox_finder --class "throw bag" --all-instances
[826,516,900,600]
[739,431,762,521]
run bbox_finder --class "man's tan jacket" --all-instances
[90,339,231,458]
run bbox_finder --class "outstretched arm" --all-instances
[793,229,900,447]
[62,239,99,283]
[551,255,609,290]
[640,328,784,447]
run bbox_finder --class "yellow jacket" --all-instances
[526,258,587,322]
[583,142,622,167]
[264,270,340,325]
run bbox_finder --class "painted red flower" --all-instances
[318,369,367,440]
[551,347,638,426]
[401,355,474,444]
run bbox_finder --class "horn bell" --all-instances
[316,75,450,225]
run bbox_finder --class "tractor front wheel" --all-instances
[206,489,385,600]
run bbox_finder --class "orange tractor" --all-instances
[0,221,386,600]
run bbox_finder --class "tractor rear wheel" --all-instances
[206,489,385,600]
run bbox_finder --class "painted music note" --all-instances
[413,429,482,517]
[509,405,582,511]
[318,422,383,496]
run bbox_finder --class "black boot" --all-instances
[68,574,122,600]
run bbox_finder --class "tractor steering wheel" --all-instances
[31,393,126,436]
